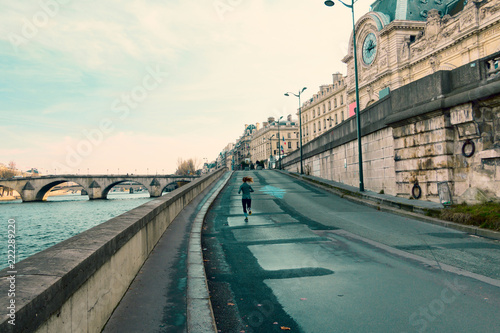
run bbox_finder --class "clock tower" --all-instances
[341,0,494,112]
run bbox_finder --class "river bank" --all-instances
[0,189,74,202]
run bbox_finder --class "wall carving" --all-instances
[480,1,500,19]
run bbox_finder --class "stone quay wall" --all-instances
[282,52,500,203]
[0,168,227,333]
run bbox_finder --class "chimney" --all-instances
[256,122,261,130]
[268,117,275,123]
[332,72,342,84]
[287,114,292,121]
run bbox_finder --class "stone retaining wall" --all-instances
[282,53,500,203]
[0,168,226,333]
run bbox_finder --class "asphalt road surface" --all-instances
[202,170,500,333]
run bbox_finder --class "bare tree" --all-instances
[1,161,17,178]
[175,158,200,175]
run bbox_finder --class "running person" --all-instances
[238,176,254,222]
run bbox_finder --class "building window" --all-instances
[287,133,291,139]
[288,142,291,148]
[335,114,338,124]
[276,142,280,149]
[323,119,326,129]
[296,142,299,148]
[341,111,344,121]
[313,109,316,118]
[341,95,344,105]
[328,101,331,110]
[313,123,316,133]
[318,121,321,131]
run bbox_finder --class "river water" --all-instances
[0,192,153,270]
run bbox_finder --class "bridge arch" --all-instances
[36,180,88,201]
[102,180,149,199]
[161,179,192,194]
[0,185,22,201]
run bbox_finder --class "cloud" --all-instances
[0,0,374,173]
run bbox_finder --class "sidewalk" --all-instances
[102,173,229,333]
[281,170,500,241]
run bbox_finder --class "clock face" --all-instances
[362,33,377,65]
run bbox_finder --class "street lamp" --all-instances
[285,87,307,174]
[325,0,364,191]
[276,116,284,169]
[267,134,275,169]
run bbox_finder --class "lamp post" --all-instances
[325,0,364,191]
[267,134,275,169]
[285,87,307,174]
[276,116,284,169]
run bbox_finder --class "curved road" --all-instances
[202,170,500,333]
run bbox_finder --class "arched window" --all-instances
[313,123,316,133]
[328,101,331,110]
[318,121,321,131]
[323,119,326,129]
[334,98,337,108]
[340,95,344,105]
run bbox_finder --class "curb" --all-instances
[280,170,500,241]
[187,171,232,333]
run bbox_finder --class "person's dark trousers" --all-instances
[242,199,251,213]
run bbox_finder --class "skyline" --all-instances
[0,0,373,174]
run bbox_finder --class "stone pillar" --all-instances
[87,180,104,200]
[21,181,37,202]
[149,178,162,197]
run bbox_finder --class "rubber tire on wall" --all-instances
[412,183,422,199]
[462,139,475,158]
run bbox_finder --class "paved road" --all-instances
[202,170,500,333]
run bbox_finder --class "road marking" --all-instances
[260,185,286,199]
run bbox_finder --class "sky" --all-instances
[0,0,374,175]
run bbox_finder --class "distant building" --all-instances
[300,73,348,144]
[250,115,299,168]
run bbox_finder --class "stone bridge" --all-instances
[0,175,199,202]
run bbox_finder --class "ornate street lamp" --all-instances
[285,87,307,174]
[325,0,364,191]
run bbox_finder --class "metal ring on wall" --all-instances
[412,183,422,199]
[462,139,475,158]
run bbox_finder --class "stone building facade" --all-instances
[250,116,299,168]
[342,0,500,112]
[282,0,500,203]
[301,73,349,144]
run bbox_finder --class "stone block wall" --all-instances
[0,168,227,333]
[282,52,500,204]
[451,99,500,200]
[295,127,396,195]
[392,114,455,201]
